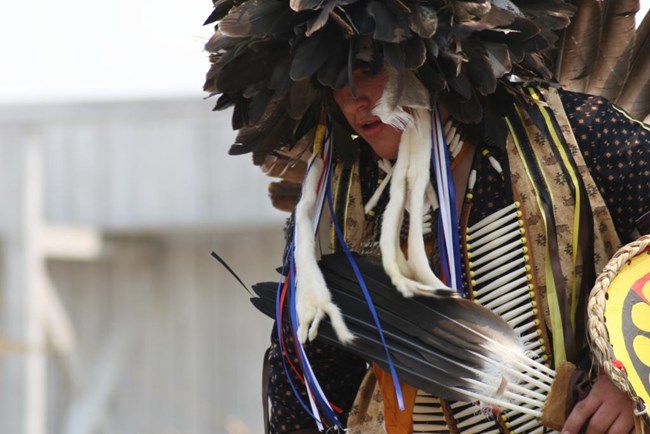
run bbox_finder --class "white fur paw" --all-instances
[296,291,355,345]
[391,274,452,298]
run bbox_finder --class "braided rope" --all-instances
[587,234,650,418]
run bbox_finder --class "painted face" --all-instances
[332,69,402,160]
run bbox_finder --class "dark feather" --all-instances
[416,59,446,107]
[204,31,244,54]
[316,38,348,87]
[228,101,293,157]
[555,0,604,92]
[348,2,375,34]
[250,289,472,401]
[203,0,235,25]
[268,180,302,212]
[290,0,324,12]
[455,4,517,36]
[213,93,233,111]
[466,46,498,95]
[204,60,223,94]
[522,52,553,80]
[408,5,438,38]
[383,41,406,70]
[250,253,524,401]
[290,25,336,81]
[483,42,512,81]
[305,0,336,36]
[452,0,492,23]
[367,0,411,43]
[440,87,484,124]
[268,53,294,98]
[615,10,650,120]
[584,0,639,101]
[440,56,472,100]
[517,1,575,32]
[219,0,289,37]
[216,43,283,93]
[631,7,650,63]
[403,37,427,69]
[288,79,321,120]
[479,85,512,148]
[329,7,355,34]
[293,99,322,141]
[231,98,246,130]
[246,89,275,125]
[384,0,411,14]
[262,150,308,183]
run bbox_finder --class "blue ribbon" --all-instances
[432,107,465,295]
[274,245,324,424]
[325,181,405,410]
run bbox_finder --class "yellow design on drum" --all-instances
[604,248,650,406]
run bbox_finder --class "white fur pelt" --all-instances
[379,108,450,297]
[372,68,430,131]
[294,157,355,344]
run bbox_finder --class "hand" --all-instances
[562,375,635,434]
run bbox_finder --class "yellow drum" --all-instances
[588,235,650,426]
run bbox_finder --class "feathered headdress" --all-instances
[204,0,650,167]
[203,0,579,161]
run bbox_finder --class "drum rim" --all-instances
[587,234,650,423]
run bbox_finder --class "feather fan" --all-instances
[251,253,555,413]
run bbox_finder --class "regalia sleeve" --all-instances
[560,89,650,243]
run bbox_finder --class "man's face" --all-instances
[332,68,402,160]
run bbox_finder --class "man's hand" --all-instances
[562,375,635,434]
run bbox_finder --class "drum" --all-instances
[588,234,650,426]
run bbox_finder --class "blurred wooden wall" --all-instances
[0,99,286,434]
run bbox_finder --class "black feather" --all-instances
[250,289,471,401]
[466,45,498,95]
[216,44,280,93]
[290,25,335,81]
[290,0,324,12]
[204,32,243,54]
[219,0,290,38]
[304,0,336,36]
[246,89,275,125]
[367,0,411,43]
[403,37,427,69]
[203,0,235,25]
[348,2,375,33]
[440,87,484,124]
[440,57,472,100]
[416,59,446,107]
[249,253,524,401]
[408,5,438,38]
[293,100,322,142]
[213,93,234,111]
[316,40,348,87]
[288,79,321,120]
